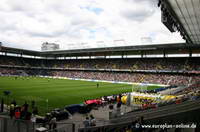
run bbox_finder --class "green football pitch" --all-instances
[0,76,160,114]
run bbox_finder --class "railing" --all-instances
[78,99,200,132]
[36,122,75,132]
[0,116,75,132]
[0,116,34,132]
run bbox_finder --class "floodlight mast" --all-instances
[96,41,105,48]
[67,43,75,50]
[113,39,126,47]
[80,42,88,49]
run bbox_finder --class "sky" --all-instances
[0,0,185,51]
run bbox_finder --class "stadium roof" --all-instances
[159,0,200,44]
[1,43,200,57]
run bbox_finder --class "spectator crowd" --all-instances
[1,55,200,71]
[52,71,200,86]
[1,68,200,86]
[1,55,200,87]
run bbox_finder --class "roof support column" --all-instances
[163,50,166,58]
[141,51,143,58]
[121,51,124,59]
[189,50,192,57]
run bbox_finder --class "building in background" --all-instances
[41,42,60,51]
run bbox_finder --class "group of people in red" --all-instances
[9,100,38,120]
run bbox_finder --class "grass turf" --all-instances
[0,76,160,114]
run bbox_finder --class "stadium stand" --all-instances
[1,46,200,132]
[1,54,200,86]
[1,55,200,71]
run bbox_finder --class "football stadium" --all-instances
[0,0,200,132]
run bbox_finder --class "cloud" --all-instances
[120,0,156,22]
[80,6,104,15]
[121,8,155,22]
[0,0,184,50]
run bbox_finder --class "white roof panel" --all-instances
[168,0,200,44]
